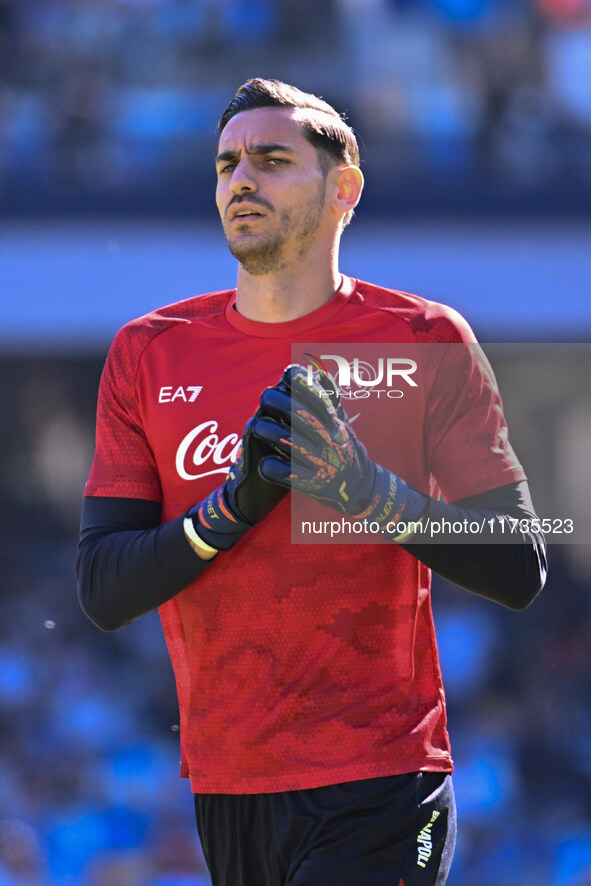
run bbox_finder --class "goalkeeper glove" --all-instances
[185,409,287,553]
[253,365,427,537]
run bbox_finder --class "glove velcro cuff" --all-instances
[187,485,253,552]
[355,465,428,542]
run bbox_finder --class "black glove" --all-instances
[253,365,427,534]
[186,409,287,552]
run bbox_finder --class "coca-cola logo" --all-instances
[176,420,241,480]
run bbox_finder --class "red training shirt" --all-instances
[85,276,525,793]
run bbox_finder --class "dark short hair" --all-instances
[218,78,360,174]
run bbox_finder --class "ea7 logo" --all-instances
[159,385,203,403]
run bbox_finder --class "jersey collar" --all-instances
[225,276,358,339]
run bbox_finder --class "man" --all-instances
[77,79,547,886]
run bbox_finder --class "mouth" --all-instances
[232,213,262,222]
[228,204,267,223]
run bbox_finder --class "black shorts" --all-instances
[194,771,456,886]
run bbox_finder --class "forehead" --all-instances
[217,107,316,156]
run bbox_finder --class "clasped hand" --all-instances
[253,365,387,519]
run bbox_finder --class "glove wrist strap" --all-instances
[355,465,429,543]
[183,517,219,555]
[187,486,253,552]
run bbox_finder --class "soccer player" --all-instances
[77,79,547,886]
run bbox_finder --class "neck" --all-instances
[234,248,341,324]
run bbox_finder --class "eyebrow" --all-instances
[215,143,297,165]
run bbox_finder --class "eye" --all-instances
[266,157,288,166]
[218,162,236,175]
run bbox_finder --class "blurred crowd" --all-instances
[0,358,210,885]
[1,356,591,885]
[0,0,591,214]
[1,2,590,881]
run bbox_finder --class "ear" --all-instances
[332,165,364,216]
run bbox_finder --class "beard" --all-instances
[228,227,287,276]
[225,182,326,277]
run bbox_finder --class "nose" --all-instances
[229,157,257,196]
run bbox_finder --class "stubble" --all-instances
[226,181,326,277]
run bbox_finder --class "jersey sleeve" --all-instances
[85,324,162,501]
[419,309,526,502]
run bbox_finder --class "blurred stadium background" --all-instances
[1,0,591,883]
